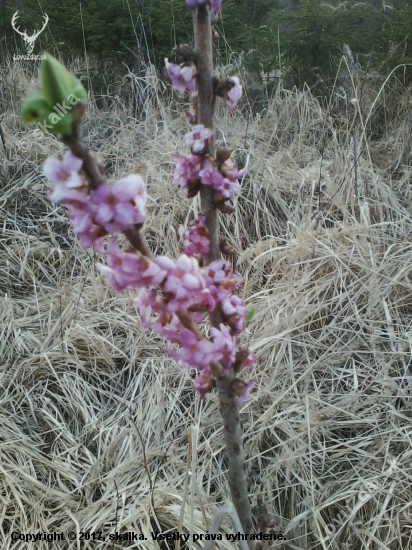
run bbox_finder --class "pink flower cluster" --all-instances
[166,324,234,370]
[134,285,238,371]
[179,215,210,257]
[96,238,167,292]
[199,259,248,334]
[90,177,146,232]
[44,154,249,383]
[222,294,248,334]
[156,254,213,313]
[172,153,201,190]
[45,152,147,253]
[199,157,242,199]
[45,60,253,403]
[172,126,245,210]
[129,251,252,378]
[201,259,241,302]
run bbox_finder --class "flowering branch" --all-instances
[193,4,219,263]
[188,1,254,541]
[21,1,254,545]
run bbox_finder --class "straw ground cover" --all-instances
[1,56,412,549]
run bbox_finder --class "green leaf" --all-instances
[245,306,255,324]
[69,73,88,103]
[41,53,75,107]
[21,53,88,135]
[20,92,53,124]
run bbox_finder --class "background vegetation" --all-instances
[2,0,412,90]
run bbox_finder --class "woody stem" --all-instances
[193,5,254,547]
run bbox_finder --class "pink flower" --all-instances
[45,152,90,209]
[201,260,241,302]
[155,255,176,274]
[185,125,213,154]
[179,215,210,257]
[199,158,241,199]
[90,175,147,233]
[172,153,201,189]
[193,368,215,399]
[210,324,236,368]
[185,0,207,7]
[220,159,246,181]
[163,255,203,294]
[222,294,248,334]
[134,288,158,319]
[227,77,242,109]
[134,289,182,343]
[213,177,241,199]
[44,151,83,188]
[199,157,219,185]
[97,238,167,292]
[237,348,257,369]
[161,254,212,313]
[210,0,223,14]
[167,329,220,369]
[47,184,89,207]
[191,311,204,324]
[68,208,105,253]
[165,59,197,94]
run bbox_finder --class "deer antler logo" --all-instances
[11,11,49,54]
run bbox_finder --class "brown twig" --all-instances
[123,226,154,259]
[62,130,105,191]
[254,496,270,550]
[62,124,153,258]
[193,4,254,546]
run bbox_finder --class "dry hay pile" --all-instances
[1,58,412,549]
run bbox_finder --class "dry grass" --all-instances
[1,54,412,550]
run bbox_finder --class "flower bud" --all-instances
[214,76,242,109]
[219,238,234,257]
[187,179,201,198]
[232,378,255,404]
[214,77,232,97]
[173,44,197,65]
[216,147,233,165]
